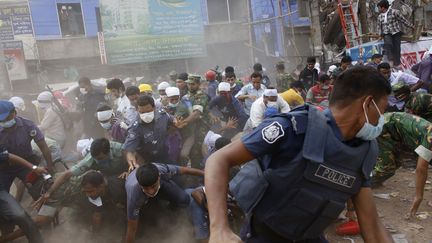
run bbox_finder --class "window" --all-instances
[57,3,85,37]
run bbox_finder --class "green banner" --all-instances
[100,0,206,64]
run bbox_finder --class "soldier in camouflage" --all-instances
[372,112,432,217]
[392,82,432,122]
[182,75,210,168]
[275,61,295,93]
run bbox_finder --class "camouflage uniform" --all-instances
[392,82,432,122]
[405,93,432,122]
[275,72,295,93]
[372,112,432,186]
[183,75,210,168]
[28,174,84,209]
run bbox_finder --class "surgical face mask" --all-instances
[321,85,330,90]
[80,88,88,95]
[0,118,16,128]
[140,111,155,123]
[168,102,179,108]
[100,122,112,130]
[355,100,384,141]
[266,101,278,108]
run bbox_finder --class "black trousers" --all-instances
[384,32,403,66]
[0,190,44,243]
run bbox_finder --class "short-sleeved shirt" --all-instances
[241,108,373,186]
[70,141,127,177]
[280,89,305,107]
[125,163,180,220]
[380,112,432,162]
[235,83,266,115]
[0,116,44,160]
[122,111,173,162]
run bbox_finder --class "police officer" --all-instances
[204,66,393,243]
[123,95,183,169]
[0,100,54,192]
[0,148,46,243]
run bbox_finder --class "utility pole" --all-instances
[309,0,323,58]
[358,0,368,41]
[277,0,285,57]
[246,0,254,67]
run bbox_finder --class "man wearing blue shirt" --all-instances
[205,66,394,243]
[124,163,203,243]
[235,72,266,115]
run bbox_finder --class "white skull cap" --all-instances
[166,87,180,97]
[157,81,170,91]
[9,96,25,111]
[218,82,231,92]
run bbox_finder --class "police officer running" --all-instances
[204,66,394,243]
[123,95,185,169]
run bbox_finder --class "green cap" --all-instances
[185,74,201,83]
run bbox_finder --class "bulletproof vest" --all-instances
[254,106,377,240]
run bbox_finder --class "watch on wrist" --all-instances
[32,165,37,171]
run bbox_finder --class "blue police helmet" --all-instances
[0,100,14,121]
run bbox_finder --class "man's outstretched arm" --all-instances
[205,139,254,243]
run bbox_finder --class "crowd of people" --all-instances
[1,53,432,242]
[1,0,431,242]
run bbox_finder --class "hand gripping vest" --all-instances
[253,106,378,240]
